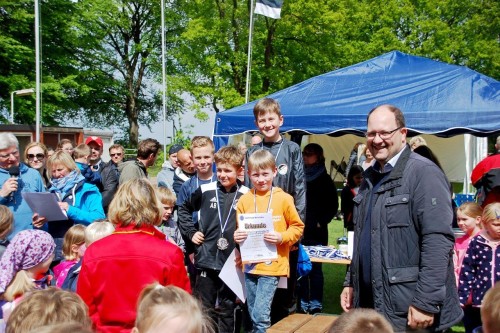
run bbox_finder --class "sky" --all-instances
[138,108,217,146]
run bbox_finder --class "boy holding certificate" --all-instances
[234,149,304,333]
[178,145,249,333]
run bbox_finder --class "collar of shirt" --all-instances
[373,145,407,173]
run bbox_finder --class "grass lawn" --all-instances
[322,218,465,332]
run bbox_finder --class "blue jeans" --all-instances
[245,273,279,333]
[299,262,323,312]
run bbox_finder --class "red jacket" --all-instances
[471,153,500,206]
[77,224,191,333]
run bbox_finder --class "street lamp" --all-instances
[10,88,35,124]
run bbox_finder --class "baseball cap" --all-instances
[169,144,183,155]
[85,136,103,148]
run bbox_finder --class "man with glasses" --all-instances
[85,136,119,213]
[340,105,462,332]
[0,133,45,238]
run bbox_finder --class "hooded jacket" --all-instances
[344,146,462,332]
[118,160,147,185]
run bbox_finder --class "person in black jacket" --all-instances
[340,165,364,232]
[178,146,249,333]
[299,143,338,314]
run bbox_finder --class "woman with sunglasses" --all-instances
[24,142,50,189]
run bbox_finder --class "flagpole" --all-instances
[245,0,255,104]
[161,0,167,162]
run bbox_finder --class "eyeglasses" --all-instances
[365,126,403,139]
[28,153,45,160]
[0,150,19,159]
[110,153,122,157]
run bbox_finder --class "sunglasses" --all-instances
[27,153,45,160]
[110,153,122,157]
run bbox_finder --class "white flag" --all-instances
[255,0,283,19]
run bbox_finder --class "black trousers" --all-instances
[194,268,237,333]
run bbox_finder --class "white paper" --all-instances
[348,231,354,259]
[238,212,278,263]
[22,192,68,221]
[278,277,287,289]
[219,249,246,302]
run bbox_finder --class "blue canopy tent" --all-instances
[212,51,500,191]
[214,51,499,143]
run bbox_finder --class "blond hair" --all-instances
[409,136,427,150]
[214,146,244,170]
[6,287,92,333]
[23,142,48,164]
[73,144,91,160]
[191,136,215,154]
[247,149,276,172]
[253,98,282,120]
[482,282,500,333]
[482,202,500,227]
[84,221,115,247]
[328,308,394,333]
[457,202,483,224]
[62,225,86,261]
[30,323,94,333]
[156,187,176,206]
[46,150,78,174]
[3,270,34,301]
[108,178,162,227]
[0,205,13,239]
[134,283,214,333]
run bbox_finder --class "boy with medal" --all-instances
[234,149,304,333]
[178,146,249,333]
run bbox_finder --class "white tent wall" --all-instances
[305,134,487,193]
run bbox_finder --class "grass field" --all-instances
[322,218,465,332]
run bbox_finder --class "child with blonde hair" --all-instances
[61,220,115,292]
[458,202,500,333]
[53,224,86,287]
[0,206,13,260]
[5,287,92,333]
[0,230,55,325]
[328,308,394,333]
[156,187,185,251]
[454,202,483,285]
[132,283,214,333]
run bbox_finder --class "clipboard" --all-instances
[22,192,68,221]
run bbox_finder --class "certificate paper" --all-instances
[22,192,68,221]
[238,212,277,263]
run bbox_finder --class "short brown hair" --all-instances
[481,282,500,333]
[367,104,406,128]
[0,205,13,239]
[137,138,160,159]
[328,308,394,333]
[108,178,162,227]
[247,149,276,172]
[253,98,282,120]
[6,288,92,333]
[62,224,86,261]
[191,136,215,154]
[73,143,91,160]
[56,139,74,151]
[214,146,244,170]
[109,143,124,153]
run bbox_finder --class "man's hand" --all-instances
[407,305,434,330]
[191,231,204,245]
[0,178,18,198]
[340,287,353,312]
[32,213,47,228]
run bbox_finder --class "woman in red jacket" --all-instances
[77,178,190,333]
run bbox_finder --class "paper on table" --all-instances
[219,248,246,302]
[238,212,277,263]
[22,192,68,221]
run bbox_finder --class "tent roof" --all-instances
[214,51,500,138]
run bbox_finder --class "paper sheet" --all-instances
[219,249,246,302]
[22,192,68,221]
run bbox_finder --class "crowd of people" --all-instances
[0,99,499,333]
